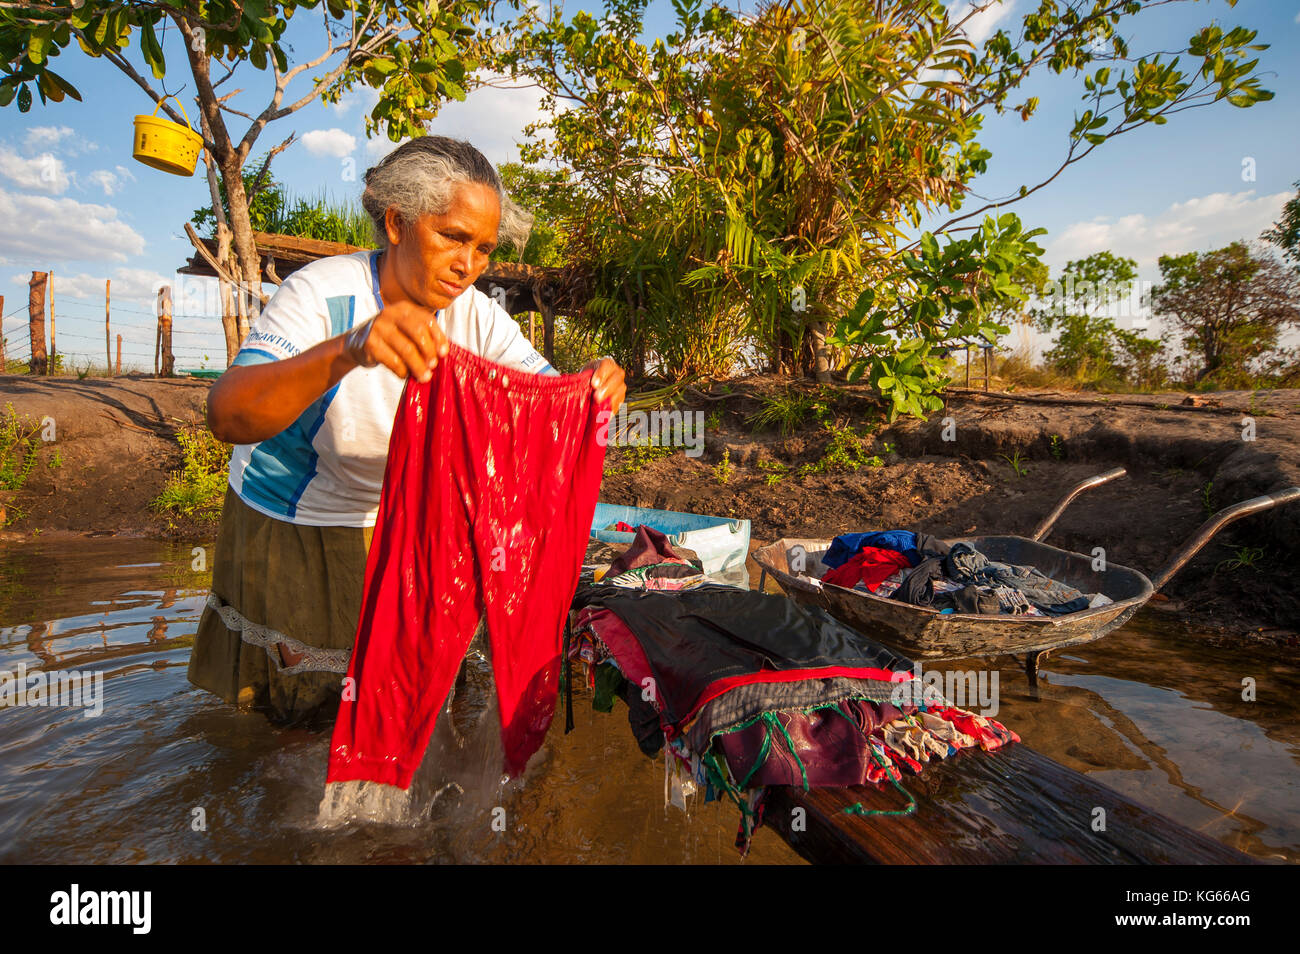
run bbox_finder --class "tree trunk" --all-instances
[27,271,47,375]
[178,12,261,359]
[216,224,240,365]
[219,152,262,346]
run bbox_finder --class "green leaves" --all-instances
[139,19,166,81]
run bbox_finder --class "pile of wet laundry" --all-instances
[581,524,707,591]
[814,530,1112,616]
[566,578,1019,854]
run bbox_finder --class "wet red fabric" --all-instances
[327,343,607,788]
[821,546,913,591]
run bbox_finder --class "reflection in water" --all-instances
[0,540,799,864]
[1,538,1297,863]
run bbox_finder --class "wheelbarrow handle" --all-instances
[1151,486,1300,593]
[1030,467,1128,542]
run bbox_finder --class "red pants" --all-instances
[327,344,606,788]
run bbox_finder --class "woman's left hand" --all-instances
[581,358,626,416]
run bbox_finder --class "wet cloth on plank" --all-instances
[568,584,1021,854]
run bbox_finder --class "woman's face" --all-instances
[382,180,500,311]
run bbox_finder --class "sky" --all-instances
[0,0,1297,371]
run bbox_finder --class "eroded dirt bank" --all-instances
[2,373,1297,645]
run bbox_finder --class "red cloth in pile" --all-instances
[821,546,913,591]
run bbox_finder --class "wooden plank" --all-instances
[764,744,1253,865]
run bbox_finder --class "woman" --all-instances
[188,136,626,729]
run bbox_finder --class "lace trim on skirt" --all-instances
[205,592,351,675]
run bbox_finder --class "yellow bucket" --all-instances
[132,96,203,177]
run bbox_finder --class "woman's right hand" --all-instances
[346,300,450,383]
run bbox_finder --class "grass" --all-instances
[607,437,675,475]
[1201,480,1215,518]
[756,458,787,486]
[713,448,734,484]
[1216,545,1265,573]
[747,392,818,436]
[152,424,231,523]
[0,403,41,494]
[1001,450,1029,478]
[800,422,883,476]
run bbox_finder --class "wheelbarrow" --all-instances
[753,468,1300,687]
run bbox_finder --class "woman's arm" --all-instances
[208,300,450,445]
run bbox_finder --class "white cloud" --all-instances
[949,0,1017,46]
[0,145,72,194]
[23,126,75,150]
[331,86,381,116]
[301,128,358,157]
[364,136,400,162]
[22,125,97,156]
[87,169,124,196]
[1045,189,1291,272]
[422,72,551,167]
[0,187,146,263]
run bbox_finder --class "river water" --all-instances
[0,538,1296,863]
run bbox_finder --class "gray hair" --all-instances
[361,136,532,252]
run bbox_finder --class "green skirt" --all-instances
[187,486,374,729]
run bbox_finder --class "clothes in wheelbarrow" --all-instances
[326,344,606,791]
[821,529,1110,616]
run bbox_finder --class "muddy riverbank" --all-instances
[2,373,1297,646]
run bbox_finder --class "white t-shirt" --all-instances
[227,249,557,527]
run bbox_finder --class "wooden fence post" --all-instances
[105,280,112,377]
[116,334,122,376]
[48,269,55,375]
[157,285,174,377]
[27,271,47,375]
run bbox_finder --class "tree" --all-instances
[1153,241,1300,386]
[1,0,491,364]
[1032,251,1162,386]
[1263,179,1300,270]
[489,0,1272,416]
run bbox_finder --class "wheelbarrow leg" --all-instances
[1023,650,1051,697]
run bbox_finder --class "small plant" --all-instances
[46,450,63,470]
[747,392,817,436]
[1154,402,1171,410]
[713,448,734,484]
[756,458,787,486]
[880,440,897,456]
[152,424,232,522]
[705,407,723,430]
[1216,545,1265,573]
[800,422,881,476]
[0,403,41,494]
[76,361,92,380]
[1201,480,1215,517]
[608,437,674,475]
[1002,450,1028,478]
[1048,434,1064,460]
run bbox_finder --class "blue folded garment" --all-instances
[822,531,920,569]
